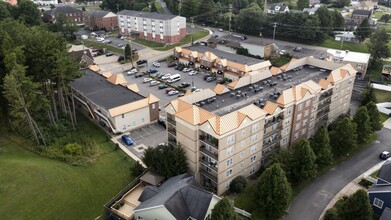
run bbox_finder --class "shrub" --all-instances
[130,161,145,177]
[229,175,247,193]
[63,143,83,156]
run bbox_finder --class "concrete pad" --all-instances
[384,118,391,130]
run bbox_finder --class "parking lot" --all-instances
[117,123,167,158]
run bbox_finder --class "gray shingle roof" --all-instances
[69,49,94,63]
[185,45,263,65]
[135,173,213,220]
[352,10,371,16]
[378,160,391,184]
[380,207,391,220]
[69,69,145,110]
[45,6,82,16]
[118,10,178,20]
[270,5,287,11]
[85,10,114,18]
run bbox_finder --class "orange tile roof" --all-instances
[126,84,140,93]
[175,106,215,125]
[213,84,228,95]
[168,99,193,113]
[263,101,280,115]
[228,80,239,89]
[107,74,127,85]
[270,66,282,76]
[88,65,100,72]
[318,79,331,90]
[237,104,267,120]
[147,93,159,104]
[101,71,112,78]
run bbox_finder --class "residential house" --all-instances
[382,64,391,80]
[173,45,272,81]
[334,31,359,43]
[32,0,58,5]
[368,161,391,216]
[43,6,84,24]
[118,10,186,44]
[69,49,94,68]
[326,49,370,79]
[69,68,159,134]
[105,172,220,220]
[165,54,356,195]
[84,10,118,31]
[268,5,290,14]
[302,5,320,15]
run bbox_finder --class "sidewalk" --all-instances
[319,159,388,219]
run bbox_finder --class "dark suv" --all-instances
[137,59,147,65]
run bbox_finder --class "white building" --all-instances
[326,49,371,79]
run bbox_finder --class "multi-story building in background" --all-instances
[43,6,84,24]
[165,49,357,195]
[118,10,186,44]
[84,10,118,31]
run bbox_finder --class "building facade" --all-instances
[165,56,357,195]
[43,6,84,24]
[118,10,186,44]
[326,49,370,79]
[84,10,118,31]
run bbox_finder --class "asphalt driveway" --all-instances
[283,127,391,220]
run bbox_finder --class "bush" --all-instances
[324,207,339,220]
[229,175,247,193]
[63,143,83,156]
[130,161,145,177]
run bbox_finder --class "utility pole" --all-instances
[191,17,194,29]
[273,22,277,43]
[116,4,119,13]
[148,2,152,12]
[264,0,267,13]
[229,4,232,34]
[178,0,182,16]
[340,27,346,50]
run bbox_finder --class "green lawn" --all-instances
[271,56,291,67]
[0,116,135,220]
[154,2,164,14]
[366,61,391,81]
[374,89,391,103]
[133,30,209,51]
[81,39,124,54]
[314,37,368,53]
[373,11,388,20]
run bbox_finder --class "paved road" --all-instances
[284,127,391,220]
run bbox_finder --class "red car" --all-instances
[165,88,176,93]
[167,62,177,67]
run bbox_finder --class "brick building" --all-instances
[43,6,83,24]
[118,10,186,44]
[84,10,117,31]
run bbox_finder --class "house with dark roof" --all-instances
[268,5,289,14]
[69,68,159,133]
[69,49,94,68]
[84,10,118,31]
[43,6,84,24]
[368,161,391,216]
[352,9,372,23]
[117,10,186,44]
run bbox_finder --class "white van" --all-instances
[167,74,181,83]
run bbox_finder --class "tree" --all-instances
[361,85,377,106]
[16,0,41,27]
[197,0,217,23]
[229,175,247,193]
[289,139,317,184]
[367,28,390,63]
[124,44,131,60]
[330,118,358,157]
[332,10,345,29]
[353,106,372,143]
[334,0,350,8]
[150,3,158,12]
[380,14,391,23]
[315,6,334,33]
[49,13,79,40]
[236,4,265,34]
[366,101,382,131]
[335,189,373,220]
[311,126,333,168]
[130,161,146,177]
[211,197,238,220]
[257,163,292,219]
[355,18,371,42]
[180,0,199,18]
[297,0,309,10]
[233,0,249,13]
[0,2,12,21]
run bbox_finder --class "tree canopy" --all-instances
[211,197,238,220]
[366,101,382,131]
[289,139,317,184]
[311,125,333,168]
[353,106,372,143]
[334,189,373,220]
[367,28,390,63]
[355,18,371,42]
[330,118,358,157]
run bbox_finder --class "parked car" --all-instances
[168,90,179,96]
[206,77,216,82]
[192,88,203,93]
[153,62,161,67]
[218,28,223,32]
[189,70,198,76]
[178,82,190,88]
[156,72,164,78]
[143,78,153,83]
[150,81,160,86]
[121,135,134,146]
[293,47,302,52]
[380,151,391,160]
[168,62,177,67]
[135,73,144,78]
[158,119,166,129]
[105,52,114,57]
[203,75,211,80]
[190,87,197,92]
[137,59,147,65]
[96,37,105,42]
[127,68,138,75]
[182,68,191,72]
[148,69,158,74]
[178,92,185,97]
[103,40,112,44]
[162,74,171,80]
[165,88,176,93]
[158,84,168,89]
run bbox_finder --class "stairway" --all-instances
[352,78,368,101]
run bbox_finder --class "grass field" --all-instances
[154,2,164,14]
[314,37,369,53]
[81,39,124,54]
[374,89,391,103]
[0,116,135,220]
[373,11,388,20]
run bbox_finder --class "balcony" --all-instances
[167,127,176,135]
[319,91,333,101]
[317,107,330,118]
[265,116,284,129]
[318,99,331,109]
[168,137,177,146]
[199,135,219,149]
[264,126,282,139]
[199,156,218,172]
[263,135,281,147]
[167,117,176,125]
[199,168,218,183]
[200,146,218,161]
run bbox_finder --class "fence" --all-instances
[234,207,252,218]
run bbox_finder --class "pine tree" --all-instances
[366,101,382,131]
[353,106,372,143]
[361,85,377,106]
[211,197,238,220]
[311,126,333,168]
[289,139,317,184]
[335,189,373,220]
[257,163,292,219]
[355,18,371,42]
[297,0,309,10]
[330,118,358,157]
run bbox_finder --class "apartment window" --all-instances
[226,181,231,190]
[132,121,136,127]
[250,155,256,163]
[304,109,309,117]
[240,151,244,158]
[305,100,310,107]
[313,96,317,102]
[122,124,126,130]
[152,103,156,109]
[251,145,257,153]
[298,103,303,111]
[285,127,290,135]
[240,162,243,168]
[272,123,278,130]
[252,123,259,132]
[283,137,288,144]
[285,119,290,125]
[122,114,125,119]
[241,129,246,136]
[294,132,299,140]
[295,124,300,131]
[227,146,234,155]
[251,134,258,143]
[296,113,302,121]
[226,158,233,167]
[141,118,145,124]
[227,135,235,144]
[310,113,315,121]
[309,122,314,128]
[226,169,233,177]
[301,129,306,135]
[250,167,255,175]
[302,119,308,126]
[287,108,292,115]
[373,198,384,209]
[240,140,246,148]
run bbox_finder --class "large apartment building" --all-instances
[165,55,356,195]
[118,10,186,44]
